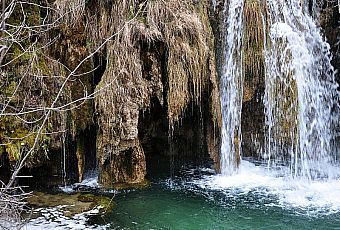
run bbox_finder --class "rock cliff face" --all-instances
[0,0,221,187]
[1,0,338,187]
[319,2,340,84]
[92,0,221,186]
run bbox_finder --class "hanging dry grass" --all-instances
[95,24,145,159]
[145,0,210,125]
[95,0,215,146]
[242,0,266,102]
[90,1,221,182]
[53,0,86,27]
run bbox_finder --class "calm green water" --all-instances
[89,160,340,230]
[95,183,340,230]
[28,161,340,229]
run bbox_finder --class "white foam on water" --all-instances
[25,205,109,230]
[189,160,340,216]
[78,176,100,187]
[59,185,74,193]
[59,175,100,193]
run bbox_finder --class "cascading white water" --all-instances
[219,0,339,180]
[211,0,217,11]
[219,0,245,175]
[183,0,340,218]
[263,0,339,179]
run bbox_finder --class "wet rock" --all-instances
[27,192,114,216]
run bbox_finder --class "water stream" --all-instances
[219,0,245,176]
[263,0,339,180]
[220,0,339,179]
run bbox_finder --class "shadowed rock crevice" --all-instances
[138,95,214,179]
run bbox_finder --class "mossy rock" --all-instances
[27,192,115,216]
[77,193,97,202]
[77,193,115,212]
[0,115,51,165]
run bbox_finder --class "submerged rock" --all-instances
[111,180,151,190]
[27,192,114,217]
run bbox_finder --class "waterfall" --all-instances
[211,0,217,11]
[220,0,339,179]
[264,0,339,179]
[219,0,244,175]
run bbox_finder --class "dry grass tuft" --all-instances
[242,0,266,102]
[145,0,210,125]
[53,0,86,27]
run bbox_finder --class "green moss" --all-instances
[6,44,31,66]
[0,116,50,165]
[35,50,52,76]
[26,5,41,26]
[78,194,97,202]
[4,81,17,97]
[94,196,115,213]
[7,1,41,26]
[78,193,115,214]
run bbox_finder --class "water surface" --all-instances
[27,160,340,229]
